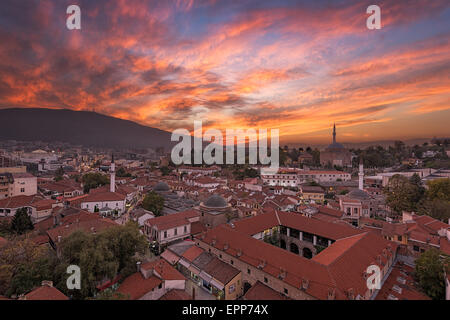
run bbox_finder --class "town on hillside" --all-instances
[1,126,449,301]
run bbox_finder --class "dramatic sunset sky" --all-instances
[0,0,449,144]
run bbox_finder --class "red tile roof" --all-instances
[375,262,430,300]
[182,245,204,262]
[141,259,186,281]
[159,289,192,300]
[24,286,68,300]
[145,209,200,231]
[82,192,126,202]
[243,281,289,300]
[116,273,162,300]
[197,221,397,300]
[233,210,362,241]
[46,217,117,243]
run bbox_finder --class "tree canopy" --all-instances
[414,249,448,300]
[384,174,425,216]
[142,191,165,216]
[10,207,34,235]
[81,172,109,193]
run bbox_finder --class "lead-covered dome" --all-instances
[154,181,170,192]
[204,194,228,208]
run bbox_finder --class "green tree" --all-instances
[419,198,450,222]
[142,191,165,216]
[116,167,132,178]
[57,223,147,300]
[10,208,34,235]
[415,249,448,300]
[82,172,109,193]
[0,239,47,296]
[160,166,171,176]
[54,167,64,181]
[384,175,424,216]
[100,222,148,278]
[6,252,57,297]
[426,178,450,202]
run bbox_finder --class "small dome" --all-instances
[154,181,170,192]
[204,194,228,208]
[347,189,370,200]
[327,142,345,149]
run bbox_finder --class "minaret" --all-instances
[110,154,115,193]
[358,158,364,191]
[332,123,337,144]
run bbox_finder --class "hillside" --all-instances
[0,108,173,151]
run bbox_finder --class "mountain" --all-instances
[0,108,174,151]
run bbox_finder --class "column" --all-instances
[299,231,303,241]
[287,228,290,237]
[313,235,317,246]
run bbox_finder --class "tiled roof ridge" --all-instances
[323,232,369,267]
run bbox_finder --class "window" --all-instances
[398,236,402,241]
[20,188,25,193]
[413,245,420,252]
[284,288,288,295]
[158,283,162,289]
[184,225,187,233]
[264,277,268,283]
[219,254,222,259]
[230,260,234,265]
[164,231,167,238]
[247,268,251,274]
[174,228,177,236]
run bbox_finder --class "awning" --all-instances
[199,271,212,283]
[188,264,201,275]
[178,258,190,268]
[210,279,224,290]
[160,250,180,265]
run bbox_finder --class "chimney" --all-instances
[328,289,336,300]
[136,261,141,273]
[301,278,309,290]
[347,288,354,300]
[41,280,53,287]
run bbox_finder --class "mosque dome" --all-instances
[347,189,370,200]
[204,194,228,208]
[154,181,170,192]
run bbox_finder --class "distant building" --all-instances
[299,185,325,203]
[320,124,352,167]
[144,209,201,251]
[199,194,233,228]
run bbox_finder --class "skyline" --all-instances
[0,0,449,143]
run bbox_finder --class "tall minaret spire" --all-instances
[358,157,364,191]
[110,153,116,193]
[332,123,337,144]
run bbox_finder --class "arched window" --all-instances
[303,247,312,259]
[290,243,299,254]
